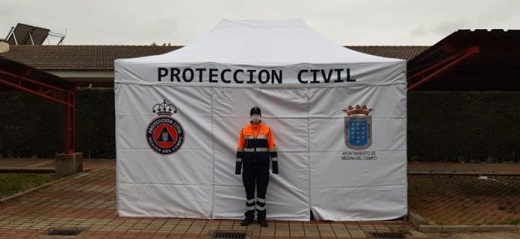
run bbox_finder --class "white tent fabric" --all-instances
[115,19,407,221]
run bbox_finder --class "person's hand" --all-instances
[272,161,278,174]
[235,162,242,175]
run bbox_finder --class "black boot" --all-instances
[240,216,254,226]
[258,219,268,227]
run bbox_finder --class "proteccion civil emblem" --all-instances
[343,105,373,150]
[146,99,184,155]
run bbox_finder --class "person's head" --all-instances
[250,107,261,124]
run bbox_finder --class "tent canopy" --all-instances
[121,19,397,65]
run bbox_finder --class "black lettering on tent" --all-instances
[195,68,206,82]
[246,70,256,84]
[209,68,218,83]
[258,70,270,84]
[310,69,320,84]
[345,68,356,82]
[321,69,333,83]
[183,68,194,82]
[272,70,282,84]
[334,69,344,82]
[221,69,231,83]
[170,68,181,82]
[234,69,244,83]
[298,70,308,83]
[158,67,168,81]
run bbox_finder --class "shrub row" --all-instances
[1,89,519,162]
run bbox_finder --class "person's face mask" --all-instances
[251,114,261,123]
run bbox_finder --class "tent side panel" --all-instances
[115,83,213,217]
[308,63,407,220]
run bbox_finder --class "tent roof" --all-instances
[120,19,403,66]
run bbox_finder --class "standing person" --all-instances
[235,106,278,227]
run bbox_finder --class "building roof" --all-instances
[408,29,520,91]
[0,45,182,71]
[347,46,428,62]
[0,45,428,71]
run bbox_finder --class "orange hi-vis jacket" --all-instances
[235,122,278,173]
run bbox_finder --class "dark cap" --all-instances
[250,107,261,116]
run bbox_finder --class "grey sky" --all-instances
[1,0,519,46]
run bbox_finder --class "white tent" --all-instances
[114,19,407,221]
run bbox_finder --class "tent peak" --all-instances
[215,19,307,29]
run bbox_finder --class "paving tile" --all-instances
[0,159,429,238]
[409,174,520,226]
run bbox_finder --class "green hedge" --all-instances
[1,89,520,162]
[408,91,520,163]
[0,89,114,158]
[0,92,64,157]
[75,89,115,158]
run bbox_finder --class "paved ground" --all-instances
[408,162,520,227]
[1,158,520,238]
[409,174,520,225]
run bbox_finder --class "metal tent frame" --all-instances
[0,58,76,154]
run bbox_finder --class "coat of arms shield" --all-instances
[343,105,372,150]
